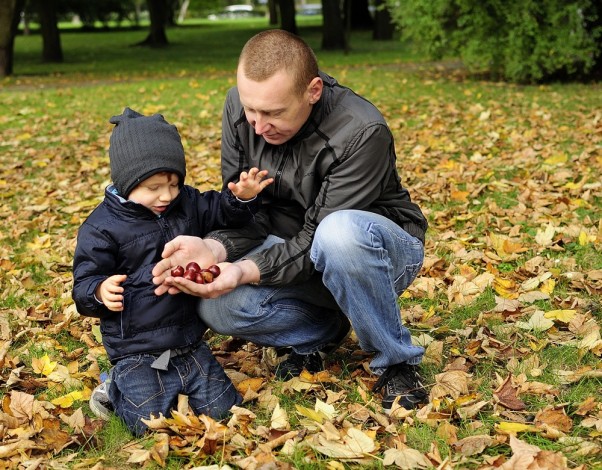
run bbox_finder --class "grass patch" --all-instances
[1,19,601,469]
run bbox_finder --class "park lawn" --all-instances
[1,20,601,469]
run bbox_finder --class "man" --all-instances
[152,29,429,412]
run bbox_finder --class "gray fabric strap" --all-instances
[151,349,171,370]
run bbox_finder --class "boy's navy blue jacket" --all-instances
[72,185,259,363]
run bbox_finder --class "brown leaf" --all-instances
[452,435,495,456]
[534,407,572,433]
[494,376,526,410]
[574,396,597,416]
[431,370,470,399]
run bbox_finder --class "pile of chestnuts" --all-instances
[171,262,221,284]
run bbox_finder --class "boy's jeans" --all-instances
[108,341,241,436]
[198,210,425,373]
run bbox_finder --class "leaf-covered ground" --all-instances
[1,57,601,468]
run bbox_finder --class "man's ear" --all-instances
[308,77,323,104]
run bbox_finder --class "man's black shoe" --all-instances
[274,350,325,379]
[274,314,351,380]
[372,362,428,412]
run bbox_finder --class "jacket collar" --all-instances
[104,184,183,219]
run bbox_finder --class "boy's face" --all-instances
[128,172,180,215]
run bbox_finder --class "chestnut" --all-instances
[207,264,221,277]
[200,269,214,283]
[195,272,206,284]
[182,269,197,281]
[171,265,185,277]
[186,262,201,273]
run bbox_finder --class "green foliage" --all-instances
[386,0,602,83]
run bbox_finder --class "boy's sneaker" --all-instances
[372,362,428,412]
[89,380,114,420]
[275,314,351,379]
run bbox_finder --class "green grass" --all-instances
[1,19,602,470]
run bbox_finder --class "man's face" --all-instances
[237,67,322,145]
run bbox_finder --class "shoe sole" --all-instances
[89,399,112,420]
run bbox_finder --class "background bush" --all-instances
[386,0,602,83]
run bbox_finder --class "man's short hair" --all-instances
[238,29,319,96]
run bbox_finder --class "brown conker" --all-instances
[182,269,197,281]
[171,265,185,277]
[200,269,214,283]
[186,262,201,273]
[195,272,206,284]
[207,264,221,277]
[176,262,221,283]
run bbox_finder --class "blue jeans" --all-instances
[198,210,425,373]
[108,341,242,436]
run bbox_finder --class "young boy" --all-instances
[72,107,272,436]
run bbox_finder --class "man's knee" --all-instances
[314,211,359,247]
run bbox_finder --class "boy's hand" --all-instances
[96,274,127,311]
[228,167,273,200]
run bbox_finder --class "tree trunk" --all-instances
[373,0,394,40]
[139,0,169,47]
[36,0,62,62]
[0,0,20,77]
[349,0,372,30]
[321,0,346,50]
[268,0,278,25]
[279,0,296,35]
[177,0,190,23]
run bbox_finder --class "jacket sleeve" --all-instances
[188,186,261,234]
[72,223,118,318]
[204,90,272,258]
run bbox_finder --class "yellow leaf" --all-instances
[496,421,539,435]
[578,230,596,245]
[32,354,57,376]
[544,309,577,323]
[543,153,568,165]
[451,190,469,202]
[540,278,555,295]
[51,390,84,408]
[236,377,264,394]
[295,404,327,423]
[493,277,518,299]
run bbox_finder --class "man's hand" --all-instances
[152,236,225,295]
[96,274,127,311]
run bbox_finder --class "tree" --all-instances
[34,0,63,62]
[279,0,296,35]
[139,0,169,47]
[267,0,277,25]
[349,0,372,30]
[0,0,24,77]
[321,0,346,50]
[386,0,602,83]
[372,0,394,40]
